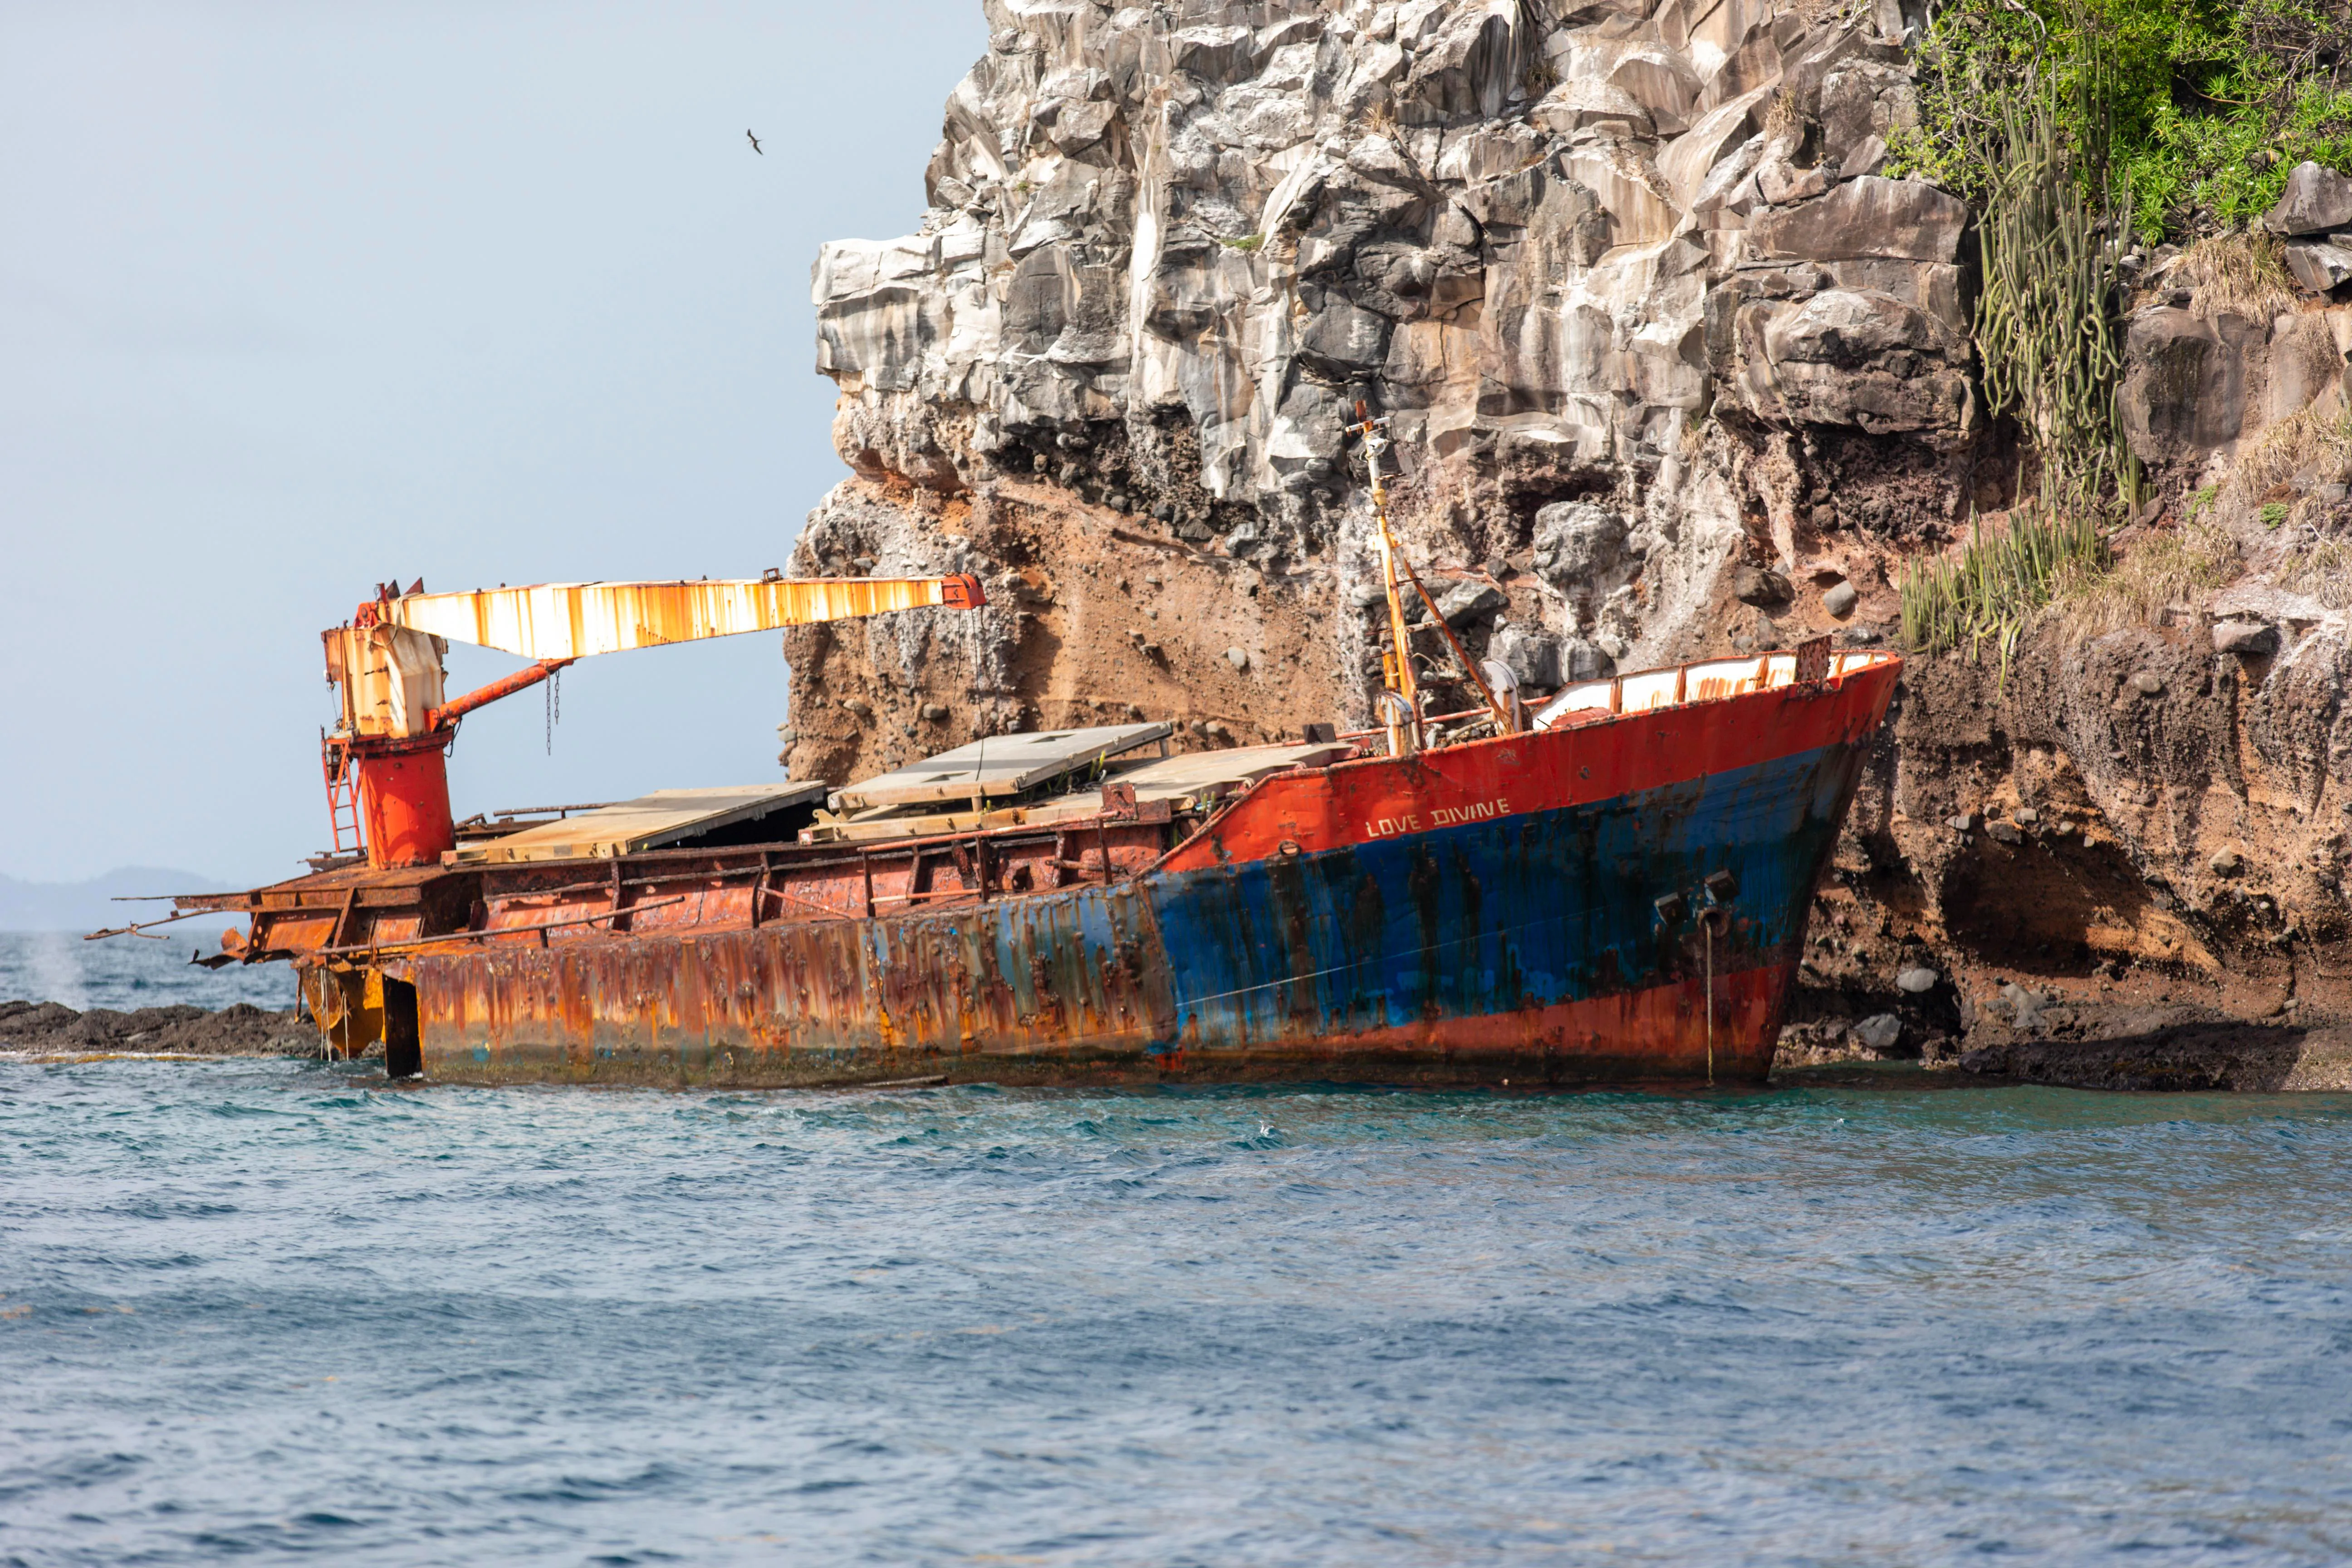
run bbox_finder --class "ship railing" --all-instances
[1532,648,1896,731]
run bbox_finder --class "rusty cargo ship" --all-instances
[150,425,1900,1088]
[156,608,1899,1088]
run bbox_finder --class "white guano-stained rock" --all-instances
[814,2,1969,526]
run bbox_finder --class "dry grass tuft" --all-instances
[2053,518,2241,638]
[2175,231,2300,323]
[1763,87,1806,140]
[2233,397,2352,503]
[2279,539,2352,608]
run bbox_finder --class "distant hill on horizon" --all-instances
[0,868,239,933]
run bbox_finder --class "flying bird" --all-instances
[746,129,763,155]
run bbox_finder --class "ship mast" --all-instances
[1347,405,1509,754]
[1349,407,1419,756]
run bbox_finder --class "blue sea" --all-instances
[4,1048,2350,1564]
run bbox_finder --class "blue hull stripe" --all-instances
[1146,740,1862,1050]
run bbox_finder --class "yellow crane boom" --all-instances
[382,573,987,661]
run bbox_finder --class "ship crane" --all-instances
[323,572,987,869]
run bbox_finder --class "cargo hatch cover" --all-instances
[445,783,828,864]
[835,722,1172,809]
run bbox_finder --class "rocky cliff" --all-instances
[780,0,2352,1084]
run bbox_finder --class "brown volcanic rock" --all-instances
[1957,1009,2352,1092]
[1783,609,2352,1084]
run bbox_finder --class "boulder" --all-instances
[2117,309,2252,464]
[2264,161,2352,235]
[1294,294,1392,378]
[2212,620,2281,656]
[1761,289,1948,367]
[1817,61,1912,171]
[1532,502,1627,588]
[1224,647,1252,671]
[1531,79,1654,140]
[1561,636,1615,682]
[1838,135,1888,181]
[1896,965,1940,994]
[1747,176,1967,263]
[1731,565,1793,606]
[2283,237,2352,295]
[1822,579,1859,617]
[1736,289,1971,432]
[1489,620,1563,688]
[1169,24,1255,81]
[1434,578,1508,627]
[1999,983,2045,1032]
[1853,1013,1903,1053]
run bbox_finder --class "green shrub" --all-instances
[1892,0,2352,240]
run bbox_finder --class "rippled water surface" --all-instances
[4,1064,2349,1566]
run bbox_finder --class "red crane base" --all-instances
[352,731,457,869]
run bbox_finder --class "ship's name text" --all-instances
[1362,797,1511,838]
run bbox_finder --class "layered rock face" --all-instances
[781,0,2352,1077]
[788,0,1960,782]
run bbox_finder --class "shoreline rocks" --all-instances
[0,1000,316,1057]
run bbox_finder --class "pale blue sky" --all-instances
[0,1,986,884]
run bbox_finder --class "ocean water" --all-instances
[0,932,295,1014]
[2,1065,2348,1566]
